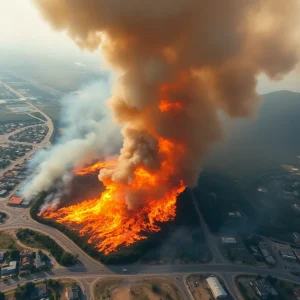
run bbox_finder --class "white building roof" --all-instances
[221,237,237,244]
[206,277,227,299]
[2,261,17,271]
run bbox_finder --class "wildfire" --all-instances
[75,161,116,175]
[41,134,186,254]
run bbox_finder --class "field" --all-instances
[94,277,184,300]
[36,105,61,121]
[0,111,34,122]
[30,111,47,121]
[0,230,20,250]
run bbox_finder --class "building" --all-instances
[221,237,237,244]
[30,284,48,300]
[66,285,79,300]
[280,249,297,261]
[1,261,17,277]
[35,253,46,270]
[250,279,278,299]
[206,277,227,299]
[265,255,276,265]
[21,197,32,207]
[7,196,23,206]
[228,211,241,218]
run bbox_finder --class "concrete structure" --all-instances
[66,285,79,300]
[221,237,237,244]
[206,277,227,299]
[1,261,17,277]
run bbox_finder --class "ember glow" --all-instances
[42,136,186,254]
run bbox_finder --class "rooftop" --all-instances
[8,196,23,205]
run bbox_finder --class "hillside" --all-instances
[205,90,300,177]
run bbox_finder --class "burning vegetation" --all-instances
[27,0,300,254]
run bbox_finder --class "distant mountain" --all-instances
[205,90,300,177]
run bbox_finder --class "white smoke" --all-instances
[22,80,121,201]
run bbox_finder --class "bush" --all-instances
[151,284,160,294]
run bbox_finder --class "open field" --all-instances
[0,111,34,122]
[30,111,47,121]
[94,277,184,300]
[0,230,20,250]
[36,105,61,121]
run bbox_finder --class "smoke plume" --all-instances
[22,82,120,200]
[31,0,299,208]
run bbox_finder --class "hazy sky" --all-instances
[0,0,299,94]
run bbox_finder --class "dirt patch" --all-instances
[186,275,213,300]
[113,286,131,300]
[94,277,183,300]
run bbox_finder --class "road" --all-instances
[3,198,300,299]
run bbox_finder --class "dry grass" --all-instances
[0,231,20,250]
[94,277,183,300]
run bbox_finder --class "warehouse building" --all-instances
[206,276,227,299]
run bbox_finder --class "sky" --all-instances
[0,0,299,94]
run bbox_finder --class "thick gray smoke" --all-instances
[22,81,121,201]
[30,0,300,209]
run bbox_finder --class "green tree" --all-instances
[59,252,77,266]
[9,249,20,260]
[0,291,6,300]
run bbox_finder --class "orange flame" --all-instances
[41,84,188,254]
[75,161,116,175]
[41,137,186,254]
[159,99,184,112]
